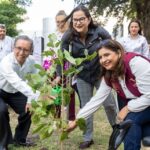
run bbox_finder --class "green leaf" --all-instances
[43,50,55,57]
[34,64,44,70]
[75,58,85,66]
[76,118,87,132]
[63,67,76,76]
[39,70,47,76]
[40,127,50,140]
[60,131,69,141]
[31,100,39,109]
[32,114,40,124]
[57,49,64,63]
[55,41,61,47]
[64,50,76,65]
[32,123,45,134]
[86,52,97,60]
[48,127,54,135]
[47,41,54,48]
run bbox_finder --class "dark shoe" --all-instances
[14,140,36,147]
[79,140,94,149]
[142,136,150,146]
[27,134,40,142]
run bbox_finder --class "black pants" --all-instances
[0,90,31,147]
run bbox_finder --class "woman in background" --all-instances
[53,10,77,121]
[119,19,149,58]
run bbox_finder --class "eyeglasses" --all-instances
[15,46,30,53]
[72,17,86,24]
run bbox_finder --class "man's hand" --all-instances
[66,120,77,132]
[25,103,32,113]
[117,105,130,123]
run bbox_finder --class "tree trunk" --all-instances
[136,0,150,43]
[143,0,150,43]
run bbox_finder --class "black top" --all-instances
[58,26,111,84]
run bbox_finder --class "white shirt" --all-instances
[118,34,149,58]
[0,36,14,61]
[77,56,150,119]
[0,52,40,103]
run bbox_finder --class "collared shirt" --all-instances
[0,36,14,61]
[0,52,40,103]
[118,34,149,58]
[77,56,150,119]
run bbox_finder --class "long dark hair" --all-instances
[64,5,97,37]
[128,19,142,35]
[97,39,125,79]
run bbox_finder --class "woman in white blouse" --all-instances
[119,19,149,58]
[67,39,150,150]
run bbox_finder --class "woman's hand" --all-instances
[41,94,56,100]
[51,76,61,87]
[117,105,130,123]
[66,120,77,132]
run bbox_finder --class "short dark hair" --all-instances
[14,35,33,52]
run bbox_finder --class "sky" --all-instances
[17,0,75,37]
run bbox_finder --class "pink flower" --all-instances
[43,59,52,70]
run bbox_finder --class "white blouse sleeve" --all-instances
[142,37,150,58]
[127,56,150,112]
[76,78,111,119]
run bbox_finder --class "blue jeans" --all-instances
[124,107,150,150]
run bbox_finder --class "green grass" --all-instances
[9,106,124,150]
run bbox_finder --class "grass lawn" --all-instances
[9,105,126,150]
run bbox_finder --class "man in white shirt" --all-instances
[0,35,40,150]
[0,24,14,61]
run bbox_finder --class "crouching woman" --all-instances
[67,39,150,150]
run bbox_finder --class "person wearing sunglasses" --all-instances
[0,35,40,150]
[0,24,14,62]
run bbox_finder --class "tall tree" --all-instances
[0,0,32,37]
[75,0,150,43]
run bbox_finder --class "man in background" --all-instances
[0,24,14,61]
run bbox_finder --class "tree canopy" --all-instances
[0,0,32,37]
[75,0,150,43]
